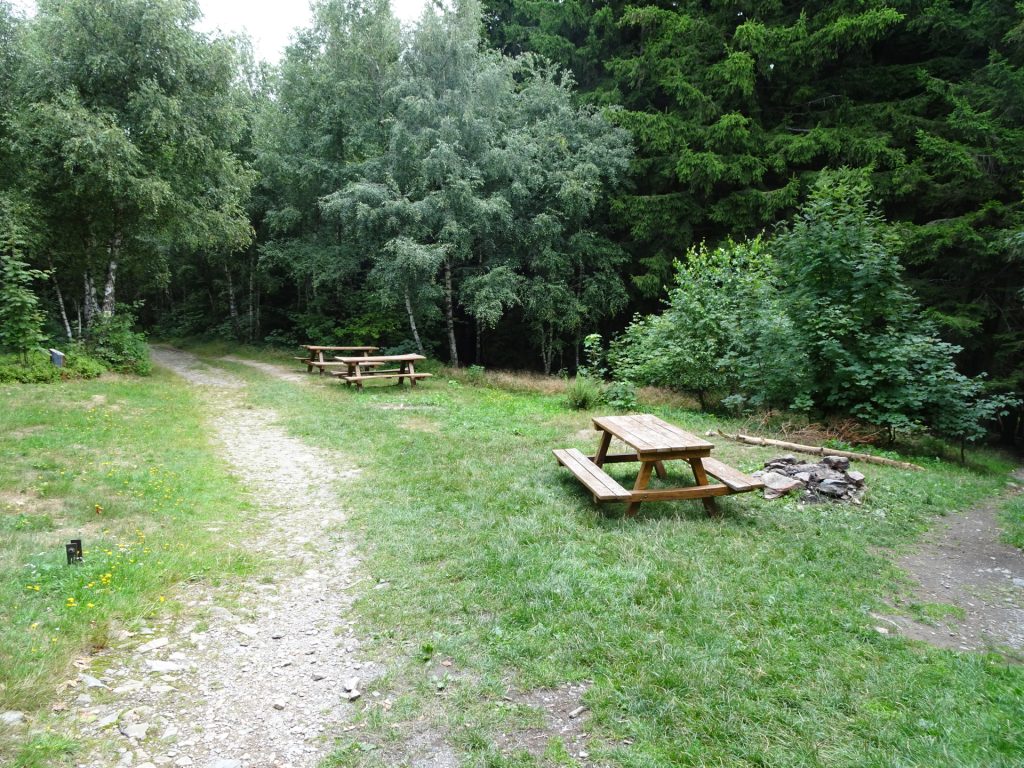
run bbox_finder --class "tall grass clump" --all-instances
[565,376,603,410]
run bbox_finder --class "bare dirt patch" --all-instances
[881,470,1024,656]
[0,488,64,517]
[495,682,599,765]
[402,416,440,434]
[8,425,48,438]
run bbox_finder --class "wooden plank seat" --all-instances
[301,360,354,373]
[700,457,764,493]
[331,371,433,389]
[553,448,630,502]
[333,372,433,382]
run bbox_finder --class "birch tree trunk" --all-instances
[404,289,426,356]
[48,259,73,340]
[101,259,117,316]
[224,263,240,338]
[247,252,255,343]
[83,273,100,329]
[101,235,121,316]
[442,258,459,367]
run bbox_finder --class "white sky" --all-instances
[10,1,430,63]
[194,0,431,62]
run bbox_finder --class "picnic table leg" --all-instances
[593,431,612,467]
[688,458,720,517]
[401,361,409,387]
[654,461,668,480]
[625,461,655,517]
[317,351,327,375]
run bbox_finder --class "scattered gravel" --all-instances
[63,346,377,768]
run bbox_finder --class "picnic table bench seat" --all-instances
[553,448,630,501]
[700,457,764,493]
[331,371,433,383]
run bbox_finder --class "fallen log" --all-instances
[716,431,925,471]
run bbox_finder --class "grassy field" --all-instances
[0,369,258,766]
[1001,493,1024,550]
[217,359,1022,768]
[2,353,1022,768]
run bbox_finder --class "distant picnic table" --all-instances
[554,414,763,517]
[330,353,432,389]
[297,345,378,374]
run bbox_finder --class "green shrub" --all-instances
[565,376,603,410]
[0,349,106,383]
[0,199,46,362]
[0,353,59,383]
[775,169,1015,444]
[464,365,486,385]
[63,349,106,379]
[86,308,152,375]
[610,237,810,410]
[602,380,638,410]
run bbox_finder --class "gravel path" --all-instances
[66,346,373,768]
[880,470,1024,655]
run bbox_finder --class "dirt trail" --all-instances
[219,355,308,383]
[66,346,374,768]
[882,470,1024,655]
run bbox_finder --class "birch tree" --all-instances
[14,0,254,325]
[322,0,631,368]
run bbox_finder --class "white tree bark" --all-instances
[404,288,426,356]
[101,259,117,315]
[48,259,73,340]
[443,259,459,367]
[83,273,100,328]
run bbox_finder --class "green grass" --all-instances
[210,361,1023,768]
[0,369,257,763]
[1000,493,1024,550]
[4,353,1022,768]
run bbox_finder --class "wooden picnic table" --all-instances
[554,414,763,517]
[297,345,378,374]
[331,353,432,389]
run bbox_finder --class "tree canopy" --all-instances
[1,0,1022,445]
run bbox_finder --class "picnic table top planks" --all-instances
[592,414,713,456]
[301,345,379,353]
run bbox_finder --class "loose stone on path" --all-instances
[59,347,375,768]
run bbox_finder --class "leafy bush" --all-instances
[602,380,638,410]
[610,237,810,410]
[0,349,106,383]
[609,170,1014,448]
[64,349,107,379]
[0,199,46,361]
[86,308,152,375]
[565,376,603,410]
[775,169,1015,444]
